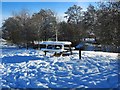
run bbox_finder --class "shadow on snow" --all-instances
[2,55,43,63]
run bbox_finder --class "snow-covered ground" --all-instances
[0,48,119,88]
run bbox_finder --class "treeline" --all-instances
[2,2,120,49]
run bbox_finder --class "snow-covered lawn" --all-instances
[0,48,119,88]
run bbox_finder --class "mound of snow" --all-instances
[1,48,119,88]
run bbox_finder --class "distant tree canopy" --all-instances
[64,5,83,24]
[31,9,57,41]
[2,2,120,49]
[2,9,57,48]
[82,4,97,37]
[2,9,31,46]
[95,2,120,47]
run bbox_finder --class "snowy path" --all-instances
[0,48,119,88]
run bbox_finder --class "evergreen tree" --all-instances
[31,9,57,41]
[64,5,83,45]
[95,2,120,48]
[82,4,97,37]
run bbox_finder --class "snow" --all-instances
[35,41,72,45]
[41,48,67,53]
[1,47,119,88]
[84,38,95,42]
[0,38,18,49]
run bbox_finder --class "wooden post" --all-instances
[69,45,72,55]
[79,49,81,59]
[45,51,47,56]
